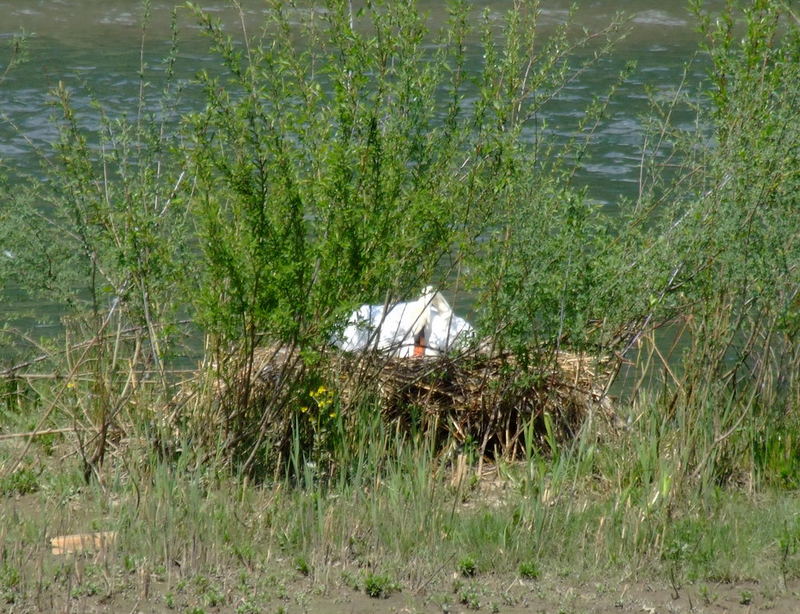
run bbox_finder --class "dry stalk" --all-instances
[172,343,618,469]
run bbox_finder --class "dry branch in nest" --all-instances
[169,344,306,470]
[173,342,617,470]
[333,348,617,459]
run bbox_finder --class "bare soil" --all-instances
[4,545,799,614]
[14,576,800,614]
[3,488,799,613]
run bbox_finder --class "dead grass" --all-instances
[172,343,618,470]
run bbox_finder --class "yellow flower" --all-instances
[299,406,309,413]
[328,412,336,419]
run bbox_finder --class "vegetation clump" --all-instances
[177,343,616,473]
[363,573,398,599]
[458,555,478,578]
[0,467,38,497]
[518,561,539,580]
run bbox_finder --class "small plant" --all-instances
[518,561,540,580]
[203,586,224,608]
[1,563,20,603]
[0,564,20,590]
[37,432,58,456]
[294,556,311,576]
[459,585,481,610]
[663,537,688,599]
[698,583,717,606]
[458,555,477,578]
[235,600,259,614]
[340,570,360,591]
[739,590,753,605]
[0,467,39,496]
[363,573,397,599]
[70,581,99,599]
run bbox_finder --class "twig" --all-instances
[0,427,79,441]
[413,553,456,596]
[3,301,120,478]
[0,319,192,377]
[690,392,755,480]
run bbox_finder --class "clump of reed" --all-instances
[172,343,617,473]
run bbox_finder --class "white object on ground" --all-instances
[335,286,474,357]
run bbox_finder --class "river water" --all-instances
[1,0,714,356]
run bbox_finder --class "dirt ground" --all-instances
[287,578,800,614]
[3,489,799,613]
[7,561,800,614]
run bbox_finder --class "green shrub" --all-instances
[458,555,477,578]
[518,561,539,580]
[363,573,397,599]
[179,0,634,473]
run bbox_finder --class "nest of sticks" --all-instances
[338,348,616,459]
[173,342,617,470]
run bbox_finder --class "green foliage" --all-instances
[518,561,539,580]
[0,467,39,496]
[0,563,20,590]
[739,590,753,606]
[363,572,398,599]
[293,556,311,576]
[458,555,477,577]
[458,582,482,610]
[187,0,461,347]
[169,0,638,474]
[0,28,28,86]
[654,0,800,487]
[0,5,189,385]
[184,0,629,355]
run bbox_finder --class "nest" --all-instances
[173,343,617,470]
[335,348,616,459]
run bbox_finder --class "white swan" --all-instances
[335,286,473,357]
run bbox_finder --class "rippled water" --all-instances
[2,1,709,193]
[1,0,715,343]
